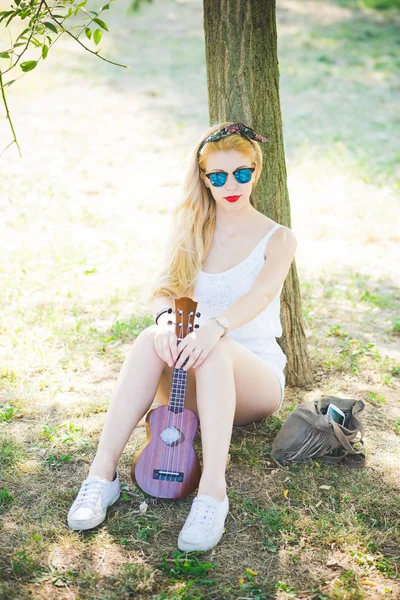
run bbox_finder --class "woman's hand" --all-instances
[175,320,224,371]
[154,323,179,367]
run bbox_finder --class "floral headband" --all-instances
[197,122,269,159]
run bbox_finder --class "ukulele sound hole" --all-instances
[160,425,184,446]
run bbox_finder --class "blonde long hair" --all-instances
[147,121,264,303]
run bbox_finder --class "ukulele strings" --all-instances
[173,310,194,481]
[174,309,197,481]
[167,357,185,478]
[159,309,188,480]
[174,337,188,478]
[161,309,192,482]
[159,310,182,477]
[159,345,178,479]
[169,311,191,481]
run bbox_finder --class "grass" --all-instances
[0,0,399,598]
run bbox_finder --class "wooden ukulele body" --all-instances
[131,405,201,499]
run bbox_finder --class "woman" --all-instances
[67,121,297,552]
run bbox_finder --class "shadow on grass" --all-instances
[0,412,399,599]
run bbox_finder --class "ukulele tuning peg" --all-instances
[167,320,173,325]
[194,324,199,329]
[167,308,173,314]
[196,312,201,317]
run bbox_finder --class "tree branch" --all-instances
[0,69,22,158]
[0,0,129,157]
[3,0,45,75]
[42,0,129,69]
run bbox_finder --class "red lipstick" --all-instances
[224,195,241,203]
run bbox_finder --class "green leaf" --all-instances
[0,52,10,59]
[85,27,91,40]
[20,60,37,72]
[16,26,30,42]
[0,11,14,21]
[93,17,108,31]
[4,79,16,87]
[31,37,42,48]
[93,29,102,45]
[6,11,20,27]
[101,3,110,9]
[42,44,49,60]
[44,21,57,34]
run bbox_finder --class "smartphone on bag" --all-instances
[327,403,346,426]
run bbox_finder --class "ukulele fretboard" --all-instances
[169,367,188,414]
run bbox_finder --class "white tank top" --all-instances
[192,222,286,370]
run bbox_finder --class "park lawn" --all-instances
[0,0,399,598]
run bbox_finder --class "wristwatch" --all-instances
[210,316,230,336]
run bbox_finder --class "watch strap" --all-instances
[210,316,229,335]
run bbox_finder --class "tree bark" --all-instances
[203,0,313,387]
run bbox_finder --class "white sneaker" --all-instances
[67,471,121,531]
[177,493,229,552]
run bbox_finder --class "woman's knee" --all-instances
[195,336,233,372]
[134,323,158,346]
[139,323,158,337]
[128,324,160,362]
[136,324,178,377]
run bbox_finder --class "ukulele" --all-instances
[131,297,202,499]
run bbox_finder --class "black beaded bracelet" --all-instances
[155,307,173,325]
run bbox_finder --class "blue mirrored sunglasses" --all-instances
[204,166,255,188]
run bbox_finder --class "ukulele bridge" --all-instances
[153,469,184,482]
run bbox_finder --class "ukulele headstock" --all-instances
[173,297,200,340]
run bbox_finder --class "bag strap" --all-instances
[351,415,365,438]
[331,421,365,455]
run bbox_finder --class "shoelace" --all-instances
[75,480,104,509]
[189,497,216,526]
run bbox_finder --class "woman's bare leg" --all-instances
[157,336,282,502]
[194,338,236,502]
[89,324,167,480]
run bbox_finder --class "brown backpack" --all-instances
[271,396,366,468]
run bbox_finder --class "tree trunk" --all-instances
[203,0,313,387]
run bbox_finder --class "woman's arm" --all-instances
[150,295,175,326]
[216,226,297,334]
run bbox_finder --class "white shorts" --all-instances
[255,354,285,415]
[231,336,286,415]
